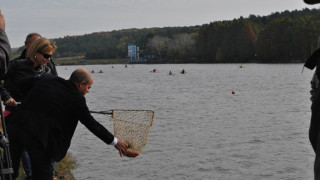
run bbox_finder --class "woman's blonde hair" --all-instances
[27,37,57,62]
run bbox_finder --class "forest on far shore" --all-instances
[13,8,320,63]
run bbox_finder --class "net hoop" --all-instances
[112,110,154,153]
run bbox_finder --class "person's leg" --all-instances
[310,98,320,152]
[26,144,53,180]
[7,125,25,179]
[311,97,320,179]
[51,161,55,171]
[315,135,320,179]
[21,150,32,177]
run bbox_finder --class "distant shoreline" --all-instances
[54,57,305,66]
[54,57,128,65]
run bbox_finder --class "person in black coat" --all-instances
[0,9,10,79]
[6,68,128,180]
[304,46,320,179]
[2,37,57,112]
[1,37,57,179]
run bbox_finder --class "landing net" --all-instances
[112,110,154,154]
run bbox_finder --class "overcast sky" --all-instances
[1,0,318,47]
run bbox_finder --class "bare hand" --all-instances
[5,98,17,107]
[0,10,5,30]
[114,139,128,157]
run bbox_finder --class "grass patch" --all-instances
[54,153,77,180]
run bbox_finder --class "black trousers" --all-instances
[7,124,53,180]
[310,96,320,180]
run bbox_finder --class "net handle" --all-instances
[89,110,112,115]
[90,110,154,123]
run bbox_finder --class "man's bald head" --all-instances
[69,68,92,84]
[69,68,93,96]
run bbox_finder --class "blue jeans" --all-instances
[21,150,32,177]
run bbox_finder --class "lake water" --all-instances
[57,64,315,180]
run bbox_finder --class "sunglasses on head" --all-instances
[39,52,52,59]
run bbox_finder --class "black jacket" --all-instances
[1,59,53,111]
[0,28,10,79]
[7,75,114,161]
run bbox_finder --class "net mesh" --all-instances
[113,110,154,153]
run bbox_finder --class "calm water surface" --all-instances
[57,64,314,180]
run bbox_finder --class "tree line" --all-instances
[13,8,320,63]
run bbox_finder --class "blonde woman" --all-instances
[2,37,57,110]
